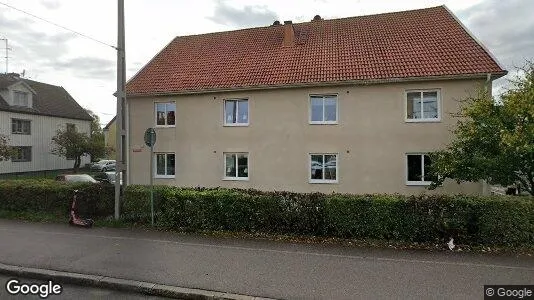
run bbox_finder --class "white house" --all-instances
[0,73,92,174]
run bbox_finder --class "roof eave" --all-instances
[126,72,508,98]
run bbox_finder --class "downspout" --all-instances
[482,73,491,195]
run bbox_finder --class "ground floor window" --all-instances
[155,153,175,178]
[224,153,248,180]
[12,146,32,162]
[310,153,338,183]
[406,154,436,185]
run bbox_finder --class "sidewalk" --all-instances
[0,219,533,299]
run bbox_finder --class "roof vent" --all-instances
[272,20,281,26]
[312,15,322,21]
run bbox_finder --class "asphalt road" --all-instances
[0,219,532,300]
[0,275,167,299]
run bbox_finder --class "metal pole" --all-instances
[150,145,154,226]
[115,0,126,220]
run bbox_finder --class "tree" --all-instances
[429,64,534,195]
[0,135,14,161]
[51,127,90,172]
[86,109,107,161]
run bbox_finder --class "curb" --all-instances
[0,262,275,300]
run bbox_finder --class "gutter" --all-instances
[126,72,508,98]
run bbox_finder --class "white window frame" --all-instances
[223,99,249,126]
[11,118,31,135]
[154,152,176,179]
[13,90,29,107]
[309,94,339,125]
[223,152,249,181]
[154,101,176,128]
[11,146,32,162]
[405,153,432,186]
[404,89,441,123]
[309,153,339,184]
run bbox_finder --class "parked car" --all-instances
[55,174,98,183]
[90,160,116,172]
[93,172,122,185]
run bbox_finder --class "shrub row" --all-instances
[0,179,114,217]
[0,180,532,246]
[123,185,534,246]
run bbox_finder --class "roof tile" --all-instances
[127,6,505,96]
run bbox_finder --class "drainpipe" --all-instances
[481,73,491,195]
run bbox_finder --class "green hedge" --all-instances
[122,185,534,246]
[0,180,532,246]
[0,179,114,217]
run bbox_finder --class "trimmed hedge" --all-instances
[0,179,114,217]
[0,180,532,246]
[122,185,534,246]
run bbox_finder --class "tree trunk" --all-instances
[73,156,81,173]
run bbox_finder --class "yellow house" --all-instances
[124,6,506,194]
[103,116,116,158]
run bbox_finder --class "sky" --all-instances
[0,0,532,126]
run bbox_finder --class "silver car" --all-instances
[90,160,116,172]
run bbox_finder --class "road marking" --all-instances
[0,226,533,271]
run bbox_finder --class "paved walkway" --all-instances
[0,219,532,299]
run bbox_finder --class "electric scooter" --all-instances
[69,190,94,228]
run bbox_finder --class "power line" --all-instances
[0,1,117,50]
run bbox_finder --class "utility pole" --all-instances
[0,38,12,73]
[115,0,127,220]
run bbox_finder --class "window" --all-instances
[406,154,437,185]
[155,102,176,126]
[310,95,338,124]
[66,123,76,132]
[11,119,31,135]
[406,90,440,121]
[13,91,29,107]
[224,99,248,126]
[11,146,31,162]
[155,153,175,178]
[310,153,338,183]
[224,153,248,180]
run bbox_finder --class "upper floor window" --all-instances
[13,91,29,107]
[224,99,248,126]
[12,119,31,135]
[12,146,31,162]
[224,152,248,180]
[155,102,176,126]
[310,95,338,124]
[406,154,437,185]
[310,153,338,183]
[406,90,440,122]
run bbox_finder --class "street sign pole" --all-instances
[144,127,156,227]
[150,144,154,226]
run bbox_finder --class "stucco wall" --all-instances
[127,79,487,195]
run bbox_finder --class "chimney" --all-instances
[283,20,294,47]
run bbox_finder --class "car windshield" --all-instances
[96,160,108,165]
[64,174,98,183]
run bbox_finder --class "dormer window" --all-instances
[13,91,29,107]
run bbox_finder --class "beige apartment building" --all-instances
[125,6,506,195]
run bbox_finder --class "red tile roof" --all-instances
[126,6,506,96]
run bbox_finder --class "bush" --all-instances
[122,185,534,247]
[0,179,114,217]
[1,181,532,247]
